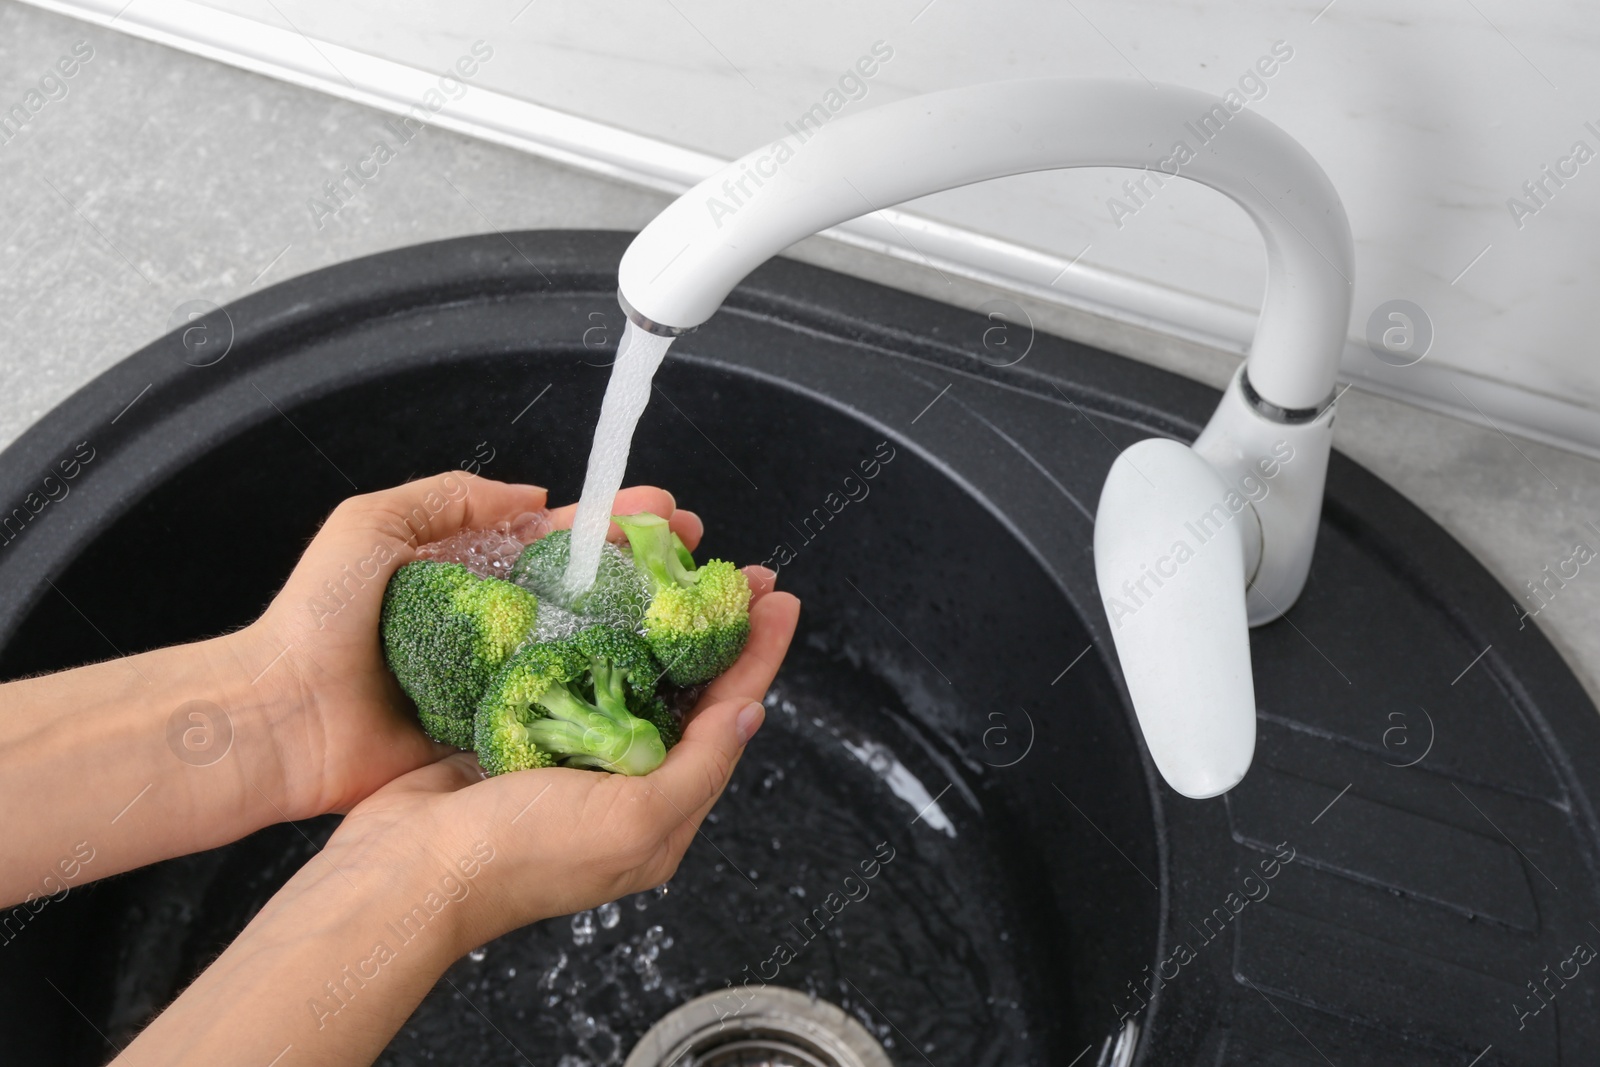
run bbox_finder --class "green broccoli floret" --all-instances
[380,561,540,748]
[509,529,648,627]
[613,512,751,686]
[475,624,670,776]
[639,695,682,749]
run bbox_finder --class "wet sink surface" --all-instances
[0,231,1596,1066]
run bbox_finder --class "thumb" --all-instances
[338,471,548,555]
[273,473,546,623]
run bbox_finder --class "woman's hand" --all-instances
[110,563,800,1067]
[243,472,711,822]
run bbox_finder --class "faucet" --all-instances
[616,78,1353,799]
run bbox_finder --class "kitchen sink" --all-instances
[0,231,1595,1065]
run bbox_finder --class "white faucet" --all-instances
[617,78,1353,799]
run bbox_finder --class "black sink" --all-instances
[0,231,1596,1066]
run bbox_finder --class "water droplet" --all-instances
[598,901,621,929]
[539,951,568,989]
[467,947,487,962]
[771,837,782,851]
[653,884,670,899]
[571,910,596,946]
[789,885,806,898]
[507,967,517,978]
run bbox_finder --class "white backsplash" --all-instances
[128,0,1600,445]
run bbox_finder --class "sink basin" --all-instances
[1,231,1597,1065]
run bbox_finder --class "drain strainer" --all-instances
[624,987,894,1067]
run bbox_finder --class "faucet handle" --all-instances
[1094,438,1259,799]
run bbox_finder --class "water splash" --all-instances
[530,601,596,645]
[416,510,551,577]
[571,909,596,946]
[563,320,676,597]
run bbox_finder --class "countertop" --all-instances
[4,1,1599,711]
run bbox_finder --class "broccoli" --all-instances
[639,694,683,749]
[509,529,648,628]
[380,560,540,748]
[613,512,751,686]
[475,624,671,776]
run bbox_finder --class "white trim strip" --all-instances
[22,0,1600,460]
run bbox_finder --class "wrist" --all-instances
[319,826,504,964]
[0,624,318,907]
[200,623,323,821]
[240,588,454,821]
[116,833,475,1066]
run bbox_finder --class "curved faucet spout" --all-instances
[618,77,1353,411]
[619,78,1355,798]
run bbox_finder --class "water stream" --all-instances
[562,320,676,597]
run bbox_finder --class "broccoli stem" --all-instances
[588,656,632,720]
[534,683,618,728]
[529,681,666,775]
[613,513,698,591]
[521,714,601,754]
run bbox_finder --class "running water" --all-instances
[562,320,676,597]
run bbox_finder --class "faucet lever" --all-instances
[1094,438,1259,799]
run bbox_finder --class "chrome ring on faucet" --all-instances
[1240,370,1335,424]
[617,290,699,337]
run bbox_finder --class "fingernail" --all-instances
[735,701,765,745]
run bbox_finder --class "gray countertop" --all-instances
[4,1,1599,710]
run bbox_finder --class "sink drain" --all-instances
[624,987,894,1067]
